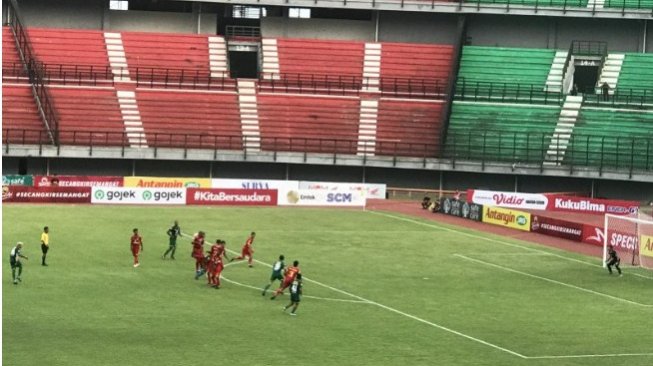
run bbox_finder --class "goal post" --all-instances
[603,214,653,269]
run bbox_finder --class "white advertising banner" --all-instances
[278,189,366,207]
[211,178,299,191]
[298,181,386,199]
[467,189,549,210]
[92,187,186,205]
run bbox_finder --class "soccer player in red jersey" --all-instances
[207,239,231,288]
[271,260,300,300]
[231,232,256,267]
[130,228,143,267]
[191,231,206,277]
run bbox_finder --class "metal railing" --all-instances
[6,0,59,145]
[2,128,435,161]
[4,128,651,173]
[570,40,608,56]
[225,25,261,39]
[584,88,653,109]
[445,130,652,173]
[2,61,235,90]
[259,72,445,98]
[456,79,563,105]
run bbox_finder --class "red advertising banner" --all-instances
[545,195,639,216]
[581,224,639,250]
[34,175,123,188]
[2,186,92,203]
[186,189,278,206]
[530,215,583,242]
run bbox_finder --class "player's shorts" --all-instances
[168,238,177,247]
[9,260,20,269]
[290,293,301,303]
[281,278,293,290]
[192,252,204,260]
[270,272,283,282]
[241,247,252,257]
[607,258,620,266]
[212,262,224,275]
[41,244,49,254]
[131,245,140,256]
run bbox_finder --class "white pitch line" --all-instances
[454,254,653,308]
[368,211,653,280]
[528,352,653,359]
[223,248,528,359]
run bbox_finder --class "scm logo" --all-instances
[327,193,352,203]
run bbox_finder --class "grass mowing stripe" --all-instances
[454,254,653,308]
[527,353,653,359]
[369,210,653,280]
[222,249,529,359]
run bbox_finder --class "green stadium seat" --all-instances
[616,53,653,96]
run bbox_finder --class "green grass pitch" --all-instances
[3,205,653,366]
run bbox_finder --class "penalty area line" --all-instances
[454,254,653,308]
[368,211,653,280]
[225,249,528,359]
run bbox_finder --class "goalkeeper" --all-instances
[606,246,622,276]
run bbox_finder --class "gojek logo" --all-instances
[142,190,153,200]
[94,190,105,199]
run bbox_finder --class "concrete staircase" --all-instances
[237,80,261,152]
[261,38,280,80]
[362,43,381,92]
[587,0,605,9]
[208,36,228,78]
[116,89,147,148]
[104,32,131,82]
[597,53,624,94]
[544,95,583,165]
[357,99,379,156]
[544,51,568,92]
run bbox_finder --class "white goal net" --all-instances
[603,214,653,269]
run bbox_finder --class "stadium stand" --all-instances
[376,99,444,157]
[379,43,453,95]
[257,94,360,154]
[3,27,21,68]
[445,102,562,162]
[604,0,653,9]
[464,0,588,7]
[457,46,556,89]
[27,28,109,69]
[2,84,46,144]
[121,31,214,80]
[47,86,127,146]
[564,108,653,169]
[136,89,242,150]
[616,53,653,94]
[275,38,365,78]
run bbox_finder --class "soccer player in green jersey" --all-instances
[163,220,181,260]
[10,242,28,284]
[283,273,303,316]
[262,255,285,296]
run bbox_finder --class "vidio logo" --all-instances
[94,190,105,199]
[142,190,153,200]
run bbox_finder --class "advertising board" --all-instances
[278,189,366,206]
[34,175,123,188]
[482,206,532,232]
[3,186,91,203]
[299,181,386,200]
[187,189,277,206]
[545,195,639,216]
[91,187,186,205]
[467,189,548,210]
[530,215,583,241]
[124,176,211,188]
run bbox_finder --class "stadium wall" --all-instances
[3,157,652,200]
[16,0,105,30]
[377,12,458,44]
[106,10,216,34]
[260,17,375,41]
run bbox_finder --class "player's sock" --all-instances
[262,284,271,295]
[171,247,176,260]
[11,268,16,281]
[616,265,622,275]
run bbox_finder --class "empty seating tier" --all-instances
[564,108,653,170]
[604,0,653,8]
[136,90,241,150]
[3,27,21,68]
[380,43,453,87]
[2,84,47,144]
[616,53,653,94]
[276,38,364,78]
[258,94,360,154]
[457,46,556,88]
[121,32,211,79]
[28,28,109,70]
[48,87,127,146]
[445,102,561,163]
[376,99,444,157]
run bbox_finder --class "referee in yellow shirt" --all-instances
[41,226,50,266]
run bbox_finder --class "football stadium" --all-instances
[2,0,653,365]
